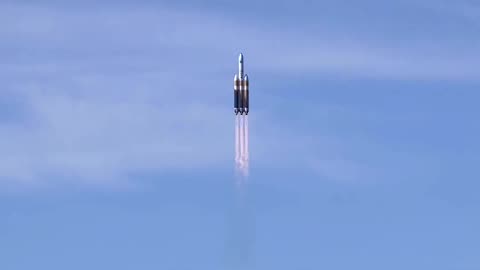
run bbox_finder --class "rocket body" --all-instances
[233,53,249,115]
[234,74,240,114]
[243,75,249,115]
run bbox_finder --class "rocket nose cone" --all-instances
[238,53,243,63]
[244,74,248,81]
[234,74,238,80]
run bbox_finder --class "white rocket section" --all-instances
[238,53,244,79]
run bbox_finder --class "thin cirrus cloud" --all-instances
[2,2,480,80]
[0,2,476,187]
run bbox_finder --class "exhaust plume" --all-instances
[228,113,253,269]
[235,115,249,180]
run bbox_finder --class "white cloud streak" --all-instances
[0,2,474,187]
[1,2,479,80]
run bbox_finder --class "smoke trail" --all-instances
[228,54,254,269]
[225,176,253,270]
[227,114,253,270]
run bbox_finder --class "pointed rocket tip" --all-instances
[244,74,248,80]
[238,53,243,62]
[234,74,238,79]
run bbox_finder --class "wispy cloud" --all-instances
[0,2,473,187]
[2,2,479,80]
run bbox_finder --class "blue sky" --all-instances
[1,1,480,269]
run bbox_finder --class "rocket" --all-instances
[234,53,249,115]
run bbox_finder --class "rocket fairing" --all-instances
[233,53,249,115]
